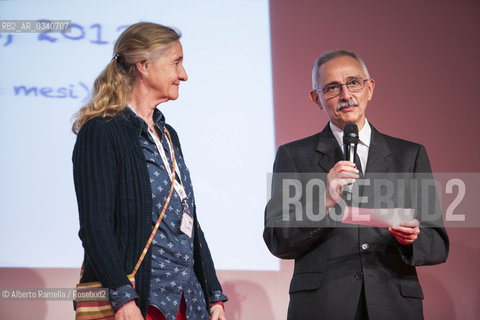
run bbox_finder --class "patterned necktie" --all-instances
[354,152,363,178]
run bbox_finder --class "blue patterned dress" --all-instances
[110,107,211,320]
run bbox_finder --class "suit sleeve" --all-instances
[397,144,450,266]
[263,145,336,259]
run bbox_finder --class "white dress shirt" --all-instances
[329,120,371,174]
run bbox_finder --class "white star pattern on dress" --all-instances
[139,121,210,320]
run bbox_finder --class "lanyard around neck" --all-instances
[148,126,188,203]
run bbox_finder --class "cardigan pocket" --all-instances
[289,272,324,294]
[400,278,424,299]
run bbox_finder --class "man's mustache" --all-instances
[336,98,359,111]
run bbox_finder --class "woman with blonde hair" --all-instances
[72,22,227,320]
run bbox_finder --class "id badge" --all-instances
[180,207,193,238]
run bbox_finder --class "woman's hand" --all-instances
[115,300,143,320]
[210,304,226,320]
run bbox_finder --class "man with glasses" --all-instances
[263,50,449,320]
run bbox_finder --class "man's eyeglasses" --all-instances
[315,78,370,98]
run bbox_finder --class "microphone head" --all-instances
[343,123,359,145]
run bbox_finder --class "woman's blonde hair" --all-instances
[72,22,181,134]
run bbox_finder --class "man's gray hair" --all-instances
[312,49,370,89]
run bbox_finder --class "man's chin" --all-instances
[336,115,364,127]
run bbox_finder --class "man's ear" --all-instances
[366,79,375,101]
[309,90,323,110]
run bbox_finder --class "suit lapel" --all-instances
[315,124,344,172]
[314,123,394,207]
[364,125,392,175]
[362,125,394,207]
[314,123,393,174]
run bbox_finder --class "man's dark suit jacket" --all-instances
[263,123,449,320]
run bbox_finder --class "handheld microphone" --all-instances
[343,123,359,163]
[343,123,359,195]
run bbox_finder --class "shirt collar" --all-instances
[122,106,166,136]
[329,119,372,149]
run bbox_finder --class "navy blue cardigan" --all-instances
[73,110,226,316]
